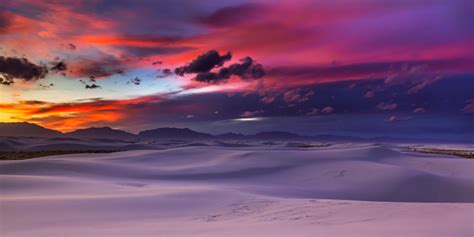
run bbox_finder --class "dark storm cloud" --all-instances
[194,56,265,83]
[175,50,265,84]
[19,100,49,106]
[60,43,76,51]
[39,83,55,89]
[0,56,48,85]
[175,50,232,76]
[127,77,141,85]
[157,68,173,78]
[85,84,101,89]
[225,57,265,80]
[0,74,14,85]
[68,43,76,50]
[50,61,67,72]
[72,57,125,79]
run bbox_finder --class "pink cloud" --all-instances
[386,115,411,123]
[240,110,264,118]
[364,91,375,98]
[321,106,334,113]
[377,102,398,111]
[306,108,319,116]
[462,99,474,114]
[413,107,426,113]
[283,89,315,103]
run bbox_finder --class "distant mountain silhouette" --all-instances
[0,122,62,137]
[0,123,455,143]
[251,131,306,140]
[215,132,247,140]
[139,127,213,139]
[0,123,368,141]
[64,127,137,140]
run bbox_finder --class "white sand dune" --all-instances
[1,143,473,236]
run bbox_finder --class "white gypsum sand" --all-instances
[1,142,473,236]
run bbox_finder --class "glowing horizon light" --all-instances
[232,117,266,122]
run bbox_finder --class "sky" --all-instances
[0,0,473,139]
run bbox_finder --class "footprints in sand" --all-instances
[325,169,348,178]
[196,198,386,226]
[197,199,276,222]
[197,199,320,223]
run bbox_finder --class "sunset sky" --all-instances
[0,0,473,139]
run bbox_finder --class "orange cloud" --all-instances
[0,95,164,131]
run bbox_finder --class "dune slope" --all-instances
[1,143,473,236]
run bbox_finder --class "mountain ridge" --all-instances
[0,122,62,137]
[0,122,465,143]
[64,127,137,140]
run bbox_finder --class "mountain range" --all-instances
[0,122,467,143]
[65,127,137,140]
[0,122,62,138]
[0,122,328,141]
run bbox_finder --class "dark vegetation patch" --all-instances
[0,150,123,160]
[412,148,474,159]
[297,143,331,148]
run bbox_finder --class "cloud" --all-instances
[175,50,232,76]
[241,110,264,118]
[67,43,76,50]
[283,89,314,103]
[194,56,265,84]
[0,74,14,85]
[306,108,319,116]
[39,83,55,89]
[385,115,412,123]
[199,3,265,28]
[2,74,471,133]
[193,70,228,83]
[85,84,101,89]
[157,69,173,78]
[60,43,76,50]
[119,45,193,57]
[383,64,445,94]
[19,100,49,106]
[70,57,125,79]
[413,107,426,113]
[50,61,67,73]
[386,115,400,123]
[0,11,11,33]
[0,56,48,85]
[406,75,443,94]
[321,106,334,113]
[174,50,265,84]
[260,95,277,104]
[462,99,474,114]
[268,58,473,88]
[127,77,141,85]
[377,102,398,111]
[223,57,265,80]
[364,91,375,98]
